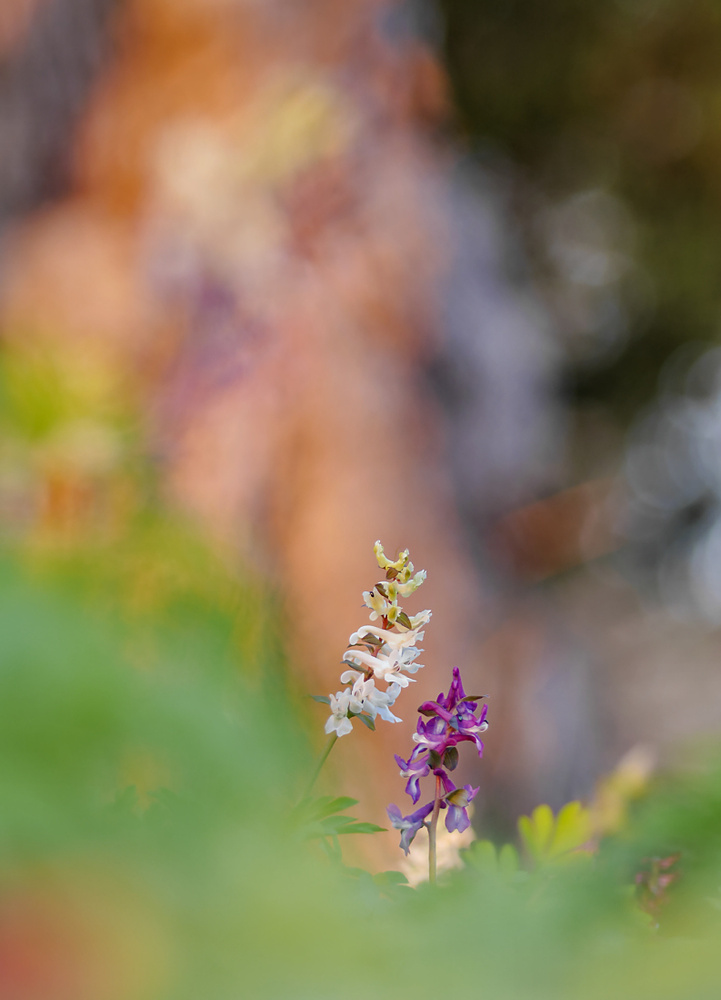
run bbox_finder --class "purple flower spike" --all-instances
[388,667,487,866]
[445,667,466,710]
[387,801,434,855]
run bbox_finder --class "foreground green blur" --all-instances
[2,533,721,1000]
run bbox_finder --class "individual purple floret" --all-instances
[388,668,488,864]
[394,748,431,804]
[387,801,435,855]
[445,784,480,834]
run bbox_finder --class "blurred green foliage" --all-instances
[3,531,721,998]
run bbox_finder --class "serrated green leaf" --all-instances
[518,803,555,862]
[549,801,592,858]
[518,801,593,866]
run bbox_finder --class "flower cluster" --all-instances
[388,667,488,854]
[323,541,430,738]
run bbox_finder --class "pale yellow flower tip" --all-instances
[373,539,412,573]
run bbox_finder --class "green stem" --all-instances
[428,774,443,885]
[304,733,338,798]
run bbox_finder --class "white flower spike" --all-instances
[322,541,428,737]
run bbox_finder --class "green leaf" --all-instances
[295,795,359,823]
[319,815,357,834]
[518,804,555,863]
[293,794,387,841]
[320,834,343,862]
[359,634,383,647]
[463,839,498,872]
[396,611,412,629]
[310,695,331,705]
[372,870,409,886]
[498,843,520,875]
[463,840,520,879]
[313,796,359,817]
[443,747,459,771]
[518,801,592,866]
[355,713,376,732]
[338,822,386,835]
[370,869,411,899]
[343,866,368,879]
[549,801,592,858]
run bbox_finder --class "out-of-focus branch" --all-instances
[0,0,121,226]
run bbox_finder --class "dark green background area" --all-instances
[438,0,721,419]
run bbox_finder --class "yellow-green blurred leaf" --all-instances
[519,800,593,866]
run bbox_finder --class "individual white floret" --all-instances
[325,690,354,737]
[342,648,414,687]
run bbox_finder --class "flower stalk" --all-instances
[428,773,443,885]
[304,733,338,798]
